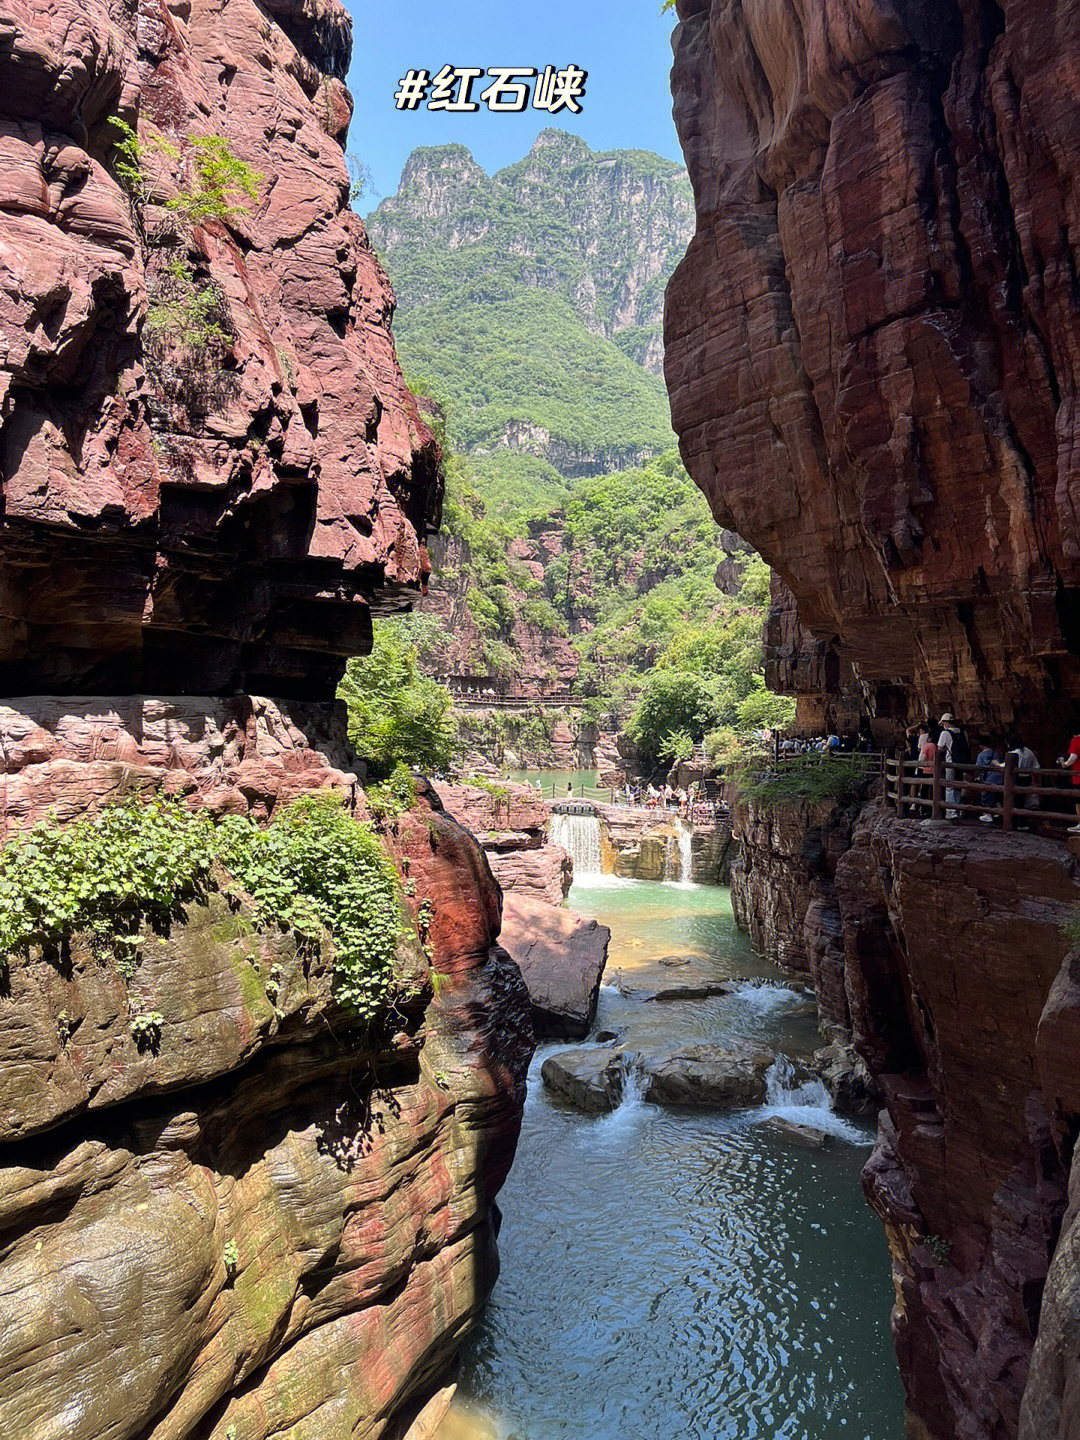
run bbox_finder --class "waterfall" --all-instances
[550,812,603,877]
[675,818,693,884]
[759,1055,867,1142]
[662,831,677,882]
[662,818,694,885]
[764,1055,832,1111]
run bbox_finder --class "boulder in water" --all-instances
[612,956,733,1002]
[500,893,610,1038]
[541,1047,624,1112]
[637,1041,775,1107]
[761,1116,830,1149]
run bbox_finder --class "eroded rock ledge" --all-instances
[729,798,1080,1440]
[0,0,440,699]
[0,708,535,1440]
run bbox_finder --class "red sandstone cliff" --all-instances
[0,1,533,1437]
[666,0,1080,752]
[1,0,439,697]
[666,3,1080,1436]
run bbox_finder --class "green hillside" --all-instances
[367,132,794,765]
[367,130,693,489]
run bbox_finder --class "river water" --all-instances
[437,860,903,1439]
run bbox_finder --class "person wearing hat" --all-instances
[937,712,968,818]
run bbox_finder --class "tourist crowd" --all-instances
[902,714,1080,831]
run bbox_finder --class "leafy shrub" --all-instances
[626,670,723,765]
[212,794,403,1019]
[0,795,403,1021]
[735,680,798,733]
[366,761,419,822]
[130,1011,164,1052]
[167,135,262,225]
[659,729,694,763]
[732,756,872,808]
[145,256,233,353]
[339,618,459,780]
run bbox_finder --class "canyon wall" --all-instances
[0,1,533,1436]
[666,2,1080,1434]
[666,0,1080,753]
[1,0,439,699]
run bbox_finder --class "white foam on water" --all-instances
[732,980,807,1014]
[573,873,638,891]
[757,1055,869,1144]
[594,1055,649,1140]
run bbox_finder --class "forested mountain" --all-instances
[367,132,791,755]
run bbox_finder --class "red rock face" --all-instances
[665,0,1080,753]
[0,0,439,698]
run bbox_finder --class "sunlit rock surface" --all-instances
[0,0,538,1434]
[0,0,440,699]
[666,0,1080,753]
[666,2,1080,1432]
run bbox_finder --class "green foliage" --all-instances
[737,553,772,608]
[167,135,262,225]
[146,255,233,353]
[106,117,147,197]
[925,1235,953,1265]
[0,800,217,961]
[1060,912,1080,948]
[105,117,179,207]
[369,135,690,469]
[375,140,791,758]
[626,670,723,765]
[464,776,511,806]
[733,756,872,807]
[339,618,459,780]
[130,1011,164,1052]
[223,1239,240,1279]
[212,794,403,1019]
[366,761,419,822]
[347,154,376,204]
[659,729,694,763]
[735,679,798,733]
[0,796,403,1022]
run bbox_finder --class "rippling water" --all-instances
[438,879,903,1440]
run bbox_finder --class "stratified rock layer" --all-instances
[665,0,1080,750]
[0,0,439,698]
[0,767,534,1440]
[729,797,1080,1440]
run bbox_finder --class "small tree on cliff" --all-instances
[340,617,459,781]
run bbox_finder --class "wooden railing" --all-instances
[447,691,585,710]
[885,753,1080,831]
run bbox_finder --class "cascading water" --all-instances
[550,811,603,877]
[675,818,693,884]
[760,1053,865,1140]
[662,817,695,885]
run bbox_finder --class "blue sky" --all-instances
[344,0,683,201]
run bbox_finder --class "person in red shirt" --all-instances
[1057,732,1080,832]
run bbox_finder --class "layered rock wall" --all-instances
[0,759,534,1440]
[726,795,1080,1439]
[1,0,439,698]
[0,0,534,1436]
[666,3,1080,1432]
[666,0,1080,753]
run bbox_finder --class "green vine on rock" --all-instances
[0,795,404,1024]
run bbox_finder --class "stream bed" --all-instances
[437,875,904,1440]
